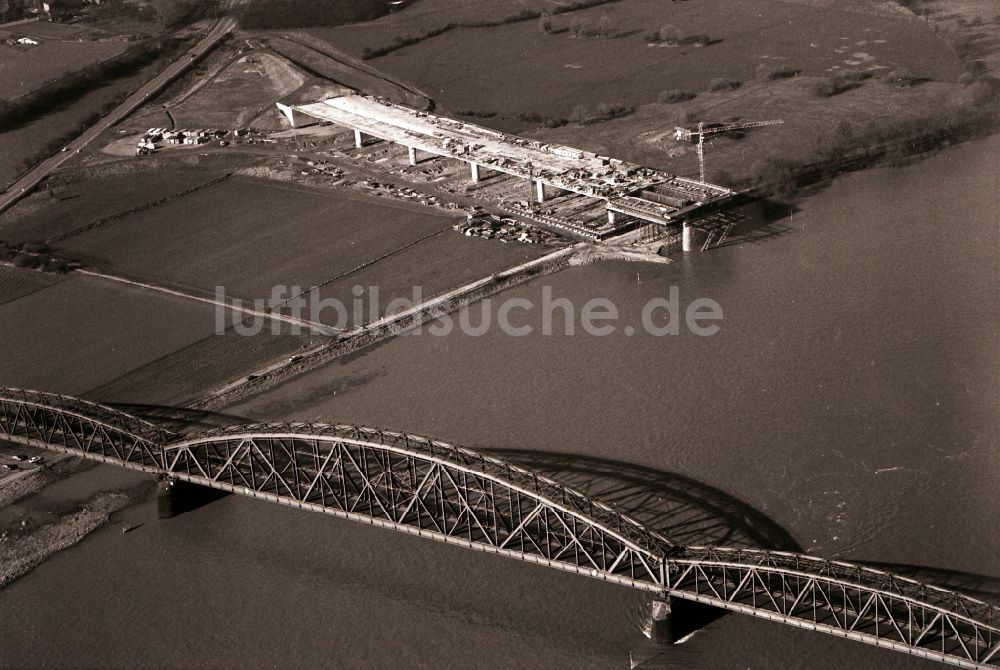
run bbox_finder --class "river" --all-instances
[1,136,997,669]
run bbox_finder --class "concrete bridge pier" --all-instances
[607,209,617,226]
[535,179,546,203]
[682,222,693,252]
[354,129,364,149]
[469,161,480,183]
[645,598,674,644]
[408,146,418,166]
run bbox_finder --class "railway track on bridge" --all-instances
[1,387,997,668]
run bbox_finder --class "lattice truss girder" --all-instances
[2,387,998,669]
[0,394,165,469]
[667,560,998,666]
[166,435,661,587]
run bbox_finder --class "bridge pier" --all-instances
[535,179,546,203]
[682,222,693,252]
[607,209,617,226]
[408,146,417,166]
[645,598,674,644]
[469,161,480,183]
[354,129,364,149]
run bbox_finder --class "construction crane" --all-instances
[675,120,784,182]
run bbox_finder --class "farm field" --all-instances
[0,56,165,190]
[0,166,229,243]
[0,265,65,307]
[52,177,466,300]
[0,38,126,98]
[282,229,548,328]
[306,0,591,56]
[324,0,962,125]
[0,274,218,397]
[86,328,320,406]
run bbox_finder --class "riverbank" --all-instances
[0,490,131,587]
[194,242,584,411]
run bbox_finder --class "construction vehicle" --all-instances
[675,120,784,181]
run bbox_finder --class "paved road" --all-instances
[0,15,237,215]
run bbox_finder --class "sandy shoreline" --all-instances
[0,491,132,587]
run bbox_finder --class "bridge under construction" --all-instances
[277,94,735,247]
[1,387,998,668]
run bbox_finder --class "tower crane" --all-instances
[675,120,784,182]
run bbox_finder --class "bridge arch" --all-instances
[1,387,997,668]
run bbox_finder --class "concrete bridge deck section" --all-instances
[2,386,999,668]
[279,95,735,230]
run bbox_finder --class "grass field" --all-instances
[52,177,469,300]
[309,0,962,126]
[0,39,127,98]
[0,274,218,396]
[124,47,307,132]
[529,76,979,185]
[265,36,430,109]
[166,52,305,128]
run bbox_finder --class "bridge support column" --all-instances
[469,161,480,183]
[535,179,546,203]
[645,598,674,644]
[607,209,617,226]
[408,146,417,166]
[354,129,364,149]
[682,222,693,252]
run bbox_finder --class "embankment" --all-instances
[194,243,584,410]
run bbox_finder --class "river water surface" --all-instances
[1,137,997,669]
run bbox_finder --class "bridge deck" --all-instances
[1,387,997,668]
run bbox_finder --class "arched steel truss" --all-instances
[1,387,997,668]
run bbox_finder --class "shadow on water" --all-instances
[156,478,230,518]
[712,196,801,249]
[108,403,249,434]
[488,448,803,552]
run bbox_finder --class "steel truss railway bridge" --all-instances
[1,387,997,668]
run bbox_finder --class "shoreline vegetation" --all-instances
[728,94,998,197]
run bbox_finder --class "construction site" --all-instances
[278,94,739,247]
